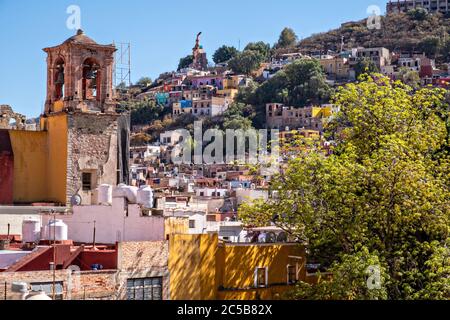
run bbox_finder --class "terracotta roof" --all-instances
[64,29,97,45]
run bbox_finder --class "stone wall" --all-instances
[66,113,119,205]
[117,241,170,300]
[0,270,118,300]
[0,240,170,300]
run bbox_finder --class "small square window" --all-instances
[287,265,297,284]
[189,220,196,229]
[255,267,267,288]
[127,277,162,300]
[82,172,92,191]
[31,282,64,300]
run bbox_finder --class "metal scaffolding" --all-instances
[113,42,131,88]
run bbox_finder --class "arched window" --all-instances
[82,58,101,100]
[54,58,65,100]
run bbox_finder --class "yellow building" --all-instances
[319,57,350,80]
[169,234,306,300]
[216,88,238,99]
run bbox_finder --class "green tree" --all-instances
[213,45,239,64]
[407,8,429,21]
[354,58,379,78]
[287,248,389,300]
[244,41,271,61]
[128,99,168,126]
[222,102,255,130]
[276,27,298,48]
[254,58,332,106]
[177,55,193,71]
[240,75,450,300]
[418,36,441,57]
[398,67,421,89]
[223,115,253,130]
[136,77,152,88]
[228,50,263,76]
[440,39,450,61]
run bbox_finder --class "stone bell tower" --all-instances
[41,30,129,206]
[43,29,116,114]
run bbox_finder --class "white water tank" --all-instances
[22,219,41,243]
[46,219,68,241]
[137,185,154,209]
[97,184,112,205]
[113,185,138,203]
[25,291,52,300]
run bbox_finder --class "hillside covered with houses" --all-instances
[122,9,450,147]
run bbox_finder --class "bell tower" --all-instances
[40,30,129,206]
[43,29,116,114]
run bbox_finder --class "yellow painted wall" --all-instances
[217,286,293,300]
[217,88,238,99]
[311,106,333,118]
[219,244,305,290]
[168,234,218,300]
[164,217,189,239]
[169,234,306,300]
[8,114,68,205]
[45,114,68,204]
[9,130,48,203]
[53,101,64,113]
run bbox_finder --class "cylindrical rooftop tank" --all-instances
[97,184,112,205]
[22,218,41,243]
[113,185,138,203]
[25,291,52,300]
[46,219,68,241]
[137,185,154,209]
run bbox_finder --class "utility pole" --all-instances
[52,214,56,300]
[92,220,96,249]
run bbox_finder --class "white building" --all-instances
[40,189,164,244]
[195,188,229,198]
[160,131,183,146]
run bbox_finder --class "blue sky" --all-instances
[0,0,387,117]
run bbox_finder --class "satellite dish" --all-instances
[70,194,82,206]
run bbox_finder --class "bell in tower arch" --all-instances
[55,66,65,85]
[85,68,97,80]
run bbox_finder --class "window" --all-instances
[189,220,196,229]
[255,267,268,288]
[31,282,64,300]
[287,265,297,284]
[127,277,162,300]
[82,172,92,191]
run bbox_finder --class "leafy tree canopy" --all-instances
[253,58,332,107]
[240,74,450,300]
[276,27,298,48]
[178,55,194,71]
[244,41,271,61]
[354,58,379,79]
[228,50,263,76]
[213,45,239,64]
[135,77,153,88]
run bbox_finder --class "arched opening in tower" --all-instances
[54,58,65,101]
[82,58,101,101]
